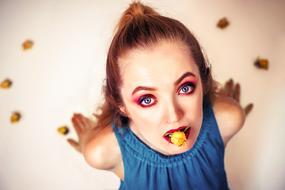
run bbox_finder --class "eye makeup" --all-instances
[177,81,196,95]
[134,94,157,107]
[131,72,198,108]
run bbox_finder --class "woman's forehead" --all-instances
[118,41,199,77]
[119,40,190,61]
[118,40,200,85]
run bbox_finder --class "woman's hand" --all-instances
[67,113,97,153]
[217,79,254,117]
[68,114,120,172]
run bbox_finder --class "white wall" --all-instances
[0,0,284,189]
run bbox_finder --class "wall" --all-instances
[0,0,285,189]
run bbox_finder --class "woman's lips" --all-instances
[163,126,191,144]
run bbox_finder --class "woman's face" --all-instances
[118,40,203,155]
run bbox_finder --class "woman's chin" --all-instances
[159,139,194,156]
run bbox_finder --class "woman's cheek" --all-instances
[131,106,163,126]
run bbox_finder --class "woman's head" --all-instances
[95,1,216,150]
[118,39,204,154]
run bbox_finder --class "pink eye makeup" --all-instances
[134,94,157,107]
[131,72,198,108]
[177,81,196,95]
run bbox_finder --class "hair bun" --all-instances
[127,1,158,17]
[116,1,159,32]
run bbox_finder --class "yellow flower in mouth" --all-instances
[170,131,186,147]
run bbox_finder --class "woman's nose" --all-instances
[166,99,184,124]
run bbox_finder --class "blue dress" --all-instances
[112,101,229,190]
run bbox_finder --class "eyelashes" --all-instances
[136,82,196,107]
[178,82,196,95]
[137,94,157,107]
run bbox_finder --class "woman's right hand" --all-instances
[67,113,97,153]
[68,114,120,173]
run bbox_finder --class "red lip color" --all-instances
[163,126,191,144]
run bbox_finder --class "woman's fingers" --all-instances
[81,115,96,129]
[67,138,81,153]
[71,114,82,135]
[224,79,234,97]
[72,113,96,133]
[218,79,253,117]
[217,79,233,97]
[244,103,254,116]
[68,114,96,154]
[233,83,240,102]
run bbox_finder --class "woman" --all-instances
[68,2,253,189]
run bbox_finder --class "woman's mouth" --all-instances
[163,126,191,145]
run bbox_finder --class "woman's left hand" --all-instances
[216,78,254,117]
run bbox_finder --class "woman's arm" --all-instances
[212,79,253,146]
[67,114,122,175]
[213,95,246,145]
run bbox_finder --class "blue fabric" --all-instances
[112,101,229,190]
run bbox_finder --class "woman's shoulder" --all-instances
[211,95,246,145]
[83,125,122,172]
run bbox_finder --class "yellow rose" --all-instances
[170,131,186,147]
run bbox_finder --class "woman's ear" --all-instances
[119,106,128,117]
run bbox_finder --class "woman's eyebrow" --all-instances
[132,86,156,95]
[131,72,196,95]
[174,72,196,85]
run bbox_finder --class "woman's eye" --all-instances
[178,82,195,95]
[138,95,156,107]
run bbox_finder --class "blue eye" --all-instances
[138,95,156,107]
[142,97,152,104]
[178,82,195,95]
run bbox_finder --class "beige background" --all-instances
[0,0,285,189]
